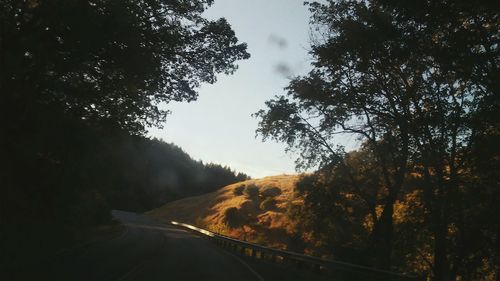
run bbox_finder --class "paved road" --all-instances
[6,210,326,281]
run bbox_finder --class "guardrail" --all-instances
[170,221,422,281]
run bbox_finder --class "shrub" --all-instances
[223,207,242,228]
[243,184,259,198]
[253,234,269,245]
[261,185,282,198]
[240,200,257,215]
[233,185,245,196]
[260,197,276,211]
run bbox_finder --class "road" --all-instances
[6,210,326,281]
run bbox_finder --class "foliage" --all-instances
[259,197,276,211]
[256,0,498,278]
[233,185,245,196]
[0,0,249,266]
[223,207,244,228]
[243,184,260,199]
[260,185,282,198]
[1,0,249,133]
[252,233,270,246]
[292,149,382,265]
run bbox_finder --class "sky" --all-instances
[148,0,316,178]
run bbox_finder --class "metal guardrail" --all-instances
[170,221,422,281]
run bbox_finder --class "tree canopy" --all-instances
[1,0,250,269]
[1,0,249,133]
[256,0,498,279]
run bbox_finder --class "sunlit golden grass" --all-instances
[146,174,302,249]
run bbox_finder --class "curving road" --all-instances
[6,210,325,281]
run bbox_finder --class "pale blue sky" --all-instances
[148,0,331,178]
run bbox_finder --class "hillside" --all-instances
[146,175,305,250]
[99,136,250,212]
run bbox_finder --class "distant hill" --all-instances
[100,135,250,212]
[147,175,306,251]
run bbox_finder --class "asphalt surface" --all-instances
[5,210,328,281]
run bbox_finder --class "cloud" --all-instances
[274,62,292,78]
[268,34,287,49]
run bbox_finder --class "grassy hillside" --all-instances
[146,175,305,250]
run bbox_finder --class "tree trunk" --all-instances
[371,199,395,270]
[432,205,451,281]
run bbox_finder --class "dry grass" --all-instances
[146,174,302,249]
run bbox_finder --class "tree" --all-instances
[255,0,413,268]
[292,148,382,265]
[243,184,260,199]
[1,0,249,133]
[255,0,498,278]
[0,0,249,265]
[1,0,249,214]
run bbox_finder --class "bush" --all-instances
[243,184,260,198]
[240,200,257,215]
[261,185,282,198]
[260,197,276,211]
[253,234,269,245]
[233,185,245,196]
[223,207,242,228]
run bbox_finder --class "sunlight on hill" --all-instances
[146,175,302,249]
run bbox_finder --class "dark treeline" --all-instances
[256,0,498,280]
[1,0,249,268]
[4,106,250,225]
[103,134,250,212]
[1,100,249,268]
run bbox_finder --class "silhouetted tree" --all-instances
[291,147,430,273]
[0,0,249,267]
[1,0,249,133]
[256,0,498,278]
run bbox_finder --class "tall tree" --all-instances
[255,0,498,278]
[0,0,249,259]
